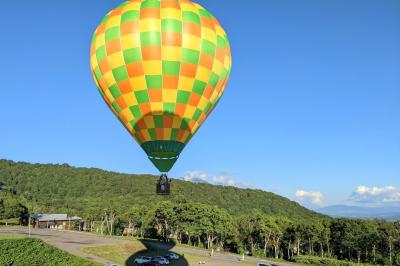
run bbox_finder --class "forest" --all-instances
[1,159,400,265]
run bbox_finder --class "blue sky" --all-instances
[0,0,399,208]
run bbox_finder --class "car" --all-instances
[151,257,170,265]
[134,256,152,264]
[256,263,278,266]
[165,253,179,260]
[143,262,160,266]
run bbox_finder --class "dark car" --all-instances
[143,262,160,266]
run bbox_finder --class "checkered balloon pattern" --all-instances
[90,0,231,171]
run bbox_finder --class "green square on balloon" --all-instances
[182,49,199,64]
[163,103,175,113]
[193,109,202,120]
[135,90,149,103]
[123,48,142,64]
[105,27,120,42]
[148,128,157,139]
[146,75,162,89]
[141,32,161,46]
[109,84,121,98]
[193,80,206,95]
[121,10,140,23]
[201,40,216,56]
[111,102,121,114]
[112,66,128,82]
[130,105,142,117]
[162,61,180,76]
[177,91,190,104]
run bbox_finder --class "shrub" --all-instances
[0,237,98,266]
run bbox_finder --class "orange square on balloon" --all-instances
[163,76,179,89]
[118,80,132,94]
[121,21,140,35]
[139,103,151,115]
[149,89,162,102]
[126,62,144,77]
[142,46,161,61]
[180,63,197,78]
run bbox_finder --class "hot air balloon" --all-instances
[90,0,232,194]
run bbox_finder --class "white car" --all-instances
[151,257,170,265]
[134,256,152,264]
[165,253,179,260]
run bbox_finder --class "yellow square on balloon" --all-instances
[106,16,120,29]
[123,93,137,106]
[122,34,141,49]
[95,33,106,47]
[143,61,162,75]
[172,116,181,128]
[163,128,172,139]
[144,116,155,128]
[107,52,125,69]
[162,46,181,61]
[184,105,196,119]
[198,96,208,111]
[161,8,181,20]
[103,71,117,87]
[151,102,163,112]
[129,77,147,91]
[196,66,211,83]
[163,89,177,102]
[182,35,201,50]
[178,77,195,91]
[140,18,161,32]
[181,2,198,13]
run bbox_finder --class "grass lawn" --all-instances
[0,234,24,240]
[82,240,210,266]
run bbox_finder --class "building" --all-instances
[32,214,82,230]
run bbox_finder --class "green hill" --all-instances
[0,159,323,220]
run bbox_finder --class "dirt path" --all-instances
[0,227,296,266]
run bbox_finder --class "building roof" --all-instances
[32,214,82,221]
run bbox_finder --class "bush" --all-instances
[293,255,374,266]
[0,237,98,266]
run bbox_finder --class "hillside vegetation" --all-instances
[2,159,400,265]
[0,235,98,266]
[0,159,322,220]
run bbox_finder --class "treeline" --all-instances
[83,201,400,266]
[0,159,322,220]
[0,190,26,222]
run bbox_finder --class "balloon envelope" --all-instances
[90,0,232,172]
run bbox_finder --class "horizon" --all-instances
[1,0,399,209]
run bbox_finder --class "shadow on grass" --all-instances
[125,239,188,266]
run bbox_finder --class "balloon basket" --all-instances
[156,174,170,195]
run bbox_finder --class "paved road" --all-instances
[0,227,296,266]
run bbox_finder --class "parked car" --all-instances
[151,257,170,265]
[134,256,152,264]
[257,263,278,266]
[143,262,160,266]
[165,253,179,260]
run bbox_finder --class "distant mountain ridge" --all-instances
[318,204,400,220]
[0,159,324,220]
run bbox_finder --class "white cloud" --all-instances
[295,190,324,206]
[351,185,400,205]
[182,171,240,187]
